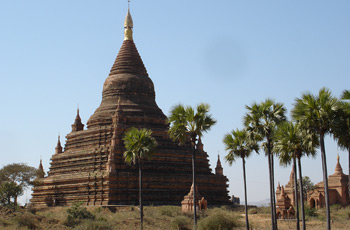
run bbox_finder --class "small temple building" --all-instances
[275,167,296,219]
[307,155,350,209]
[276,155,350,215]
[31,8,230,207]
[275,166,297,208]
[181,184,207,213]
[275,185,295,219]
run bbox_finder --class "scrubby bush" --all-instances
[160,206,179,217]
[304,205,318,218]
[65,202,95,227]
[249,208,258,214]
[0,217,11,227]
[330,204,341,211]
[26,204,37,214]
[14,212,39,229]
[198,211,240,230]
[171,216,190,230]
[72,219,112,230]
[256,206,270,214]
[330,206,350,221]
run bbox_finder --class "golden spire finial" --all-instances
[336,147,340,163]
[124,1,133,41]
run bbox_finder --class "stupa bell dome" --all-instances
[87,10,166,128]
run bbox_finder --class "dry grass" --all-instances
[0,205,349,229]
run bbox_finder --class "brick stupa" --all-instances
[31,9,230,207]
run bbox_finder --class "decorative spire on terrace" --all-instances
[287,165,295,187]
[280,185,285,198]
[55,135,63,154]
[71,107,84,132]
[216,154,223,176]
[37,158,45,178]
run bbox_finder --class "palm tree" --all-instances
[123,127,158,230]
[275,121,318,230]
[333,90,350,200]
[292,87,342,230]
[168,103,216,229]
[244,99,286,230]
[224,128,259,230]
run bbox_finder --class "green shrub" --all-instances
[256,206,270,214]
[73,219,112,230]
[171,216,190,230]
[14,212,39,230]
[65,202,95,227]
[304,205,317,218]
[198,211,239,230]
[0,217,11,227]
[330,204,341,211]
[249,208,258,214]
[330,206,350,221]
[26,204,37,214]
[93,206,104,214]
[160,206,179,217]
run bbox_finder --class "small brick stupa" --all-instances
[181,184,207,213]
[276,185,295,219]
[275,166,297,207]
[31,8,230,207]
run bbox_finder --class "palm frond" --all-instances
[223,128,259,166]
[123,127,158,165]
[341,90,350,100]
[274,121,318,167]
[168,103,216,144]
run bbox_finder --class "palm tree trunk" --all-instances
[267,138,277,230]
[191,137,197,230]
[320,135,331,230]
[139,159,143,230]
[297,157,306,230]
[293,157,300,230]
[267,152,276,230]
[271,153,278,230]
[242,157,250,230]
[348,148,350,204]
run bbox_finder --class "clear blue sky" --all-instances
[1,1,349,204]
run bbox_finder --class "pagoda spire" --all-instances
[215,153,223,175]
[55,135,63,154]
[280,186,285,197]
[72,107,84,132]
[287,164,295,186]
[37,158,45,178]
[124,6,133,41]
[334,154,344,175]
